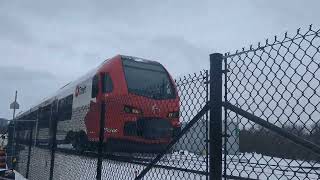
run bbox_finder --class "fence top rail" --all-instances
[174,70,208,86]
[223,24,320,59]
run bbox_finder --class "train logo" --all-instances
[75,85,87,97]
[152,104,160,115]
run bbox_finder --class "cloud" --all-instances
[0,14,33,44]
[0,66,61,118]
[0,66,55,81]
[145,36,209,76]
[0,0,320,119]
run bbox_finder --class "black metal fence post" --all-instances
[49,101,58,180]
[205,70,209,180]
[96,101,106,180]
[6,123,14,169]
[209,53,223,180]
[25,122,34,179]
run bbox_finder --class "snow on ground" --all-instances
[15,147,320,180]
[57,144,73,149]
[225,153,320,180]
[101,151,320,179]
[15,170,27,180]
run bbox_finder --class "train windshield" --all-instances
[122,57,176,99]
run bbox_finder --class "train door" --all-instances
[85,73,114,142]
[85,74,101,141]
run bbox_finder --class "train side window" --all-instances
[102,73,113,93]
[92,75,99,98]
[39,105,51,128]
[58,94,73,121]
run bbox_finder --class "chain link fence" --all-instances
[6,25,320,180]
[223,25,320,179]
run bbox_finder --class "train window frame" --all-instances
[102,73,113,93]
[91,75,99,98]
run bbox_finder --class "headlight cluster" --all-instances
[168,111,179,118]
[124,105,142,114]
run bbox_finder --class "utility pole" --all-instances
[12,90,17,129]
[10,91,19,167]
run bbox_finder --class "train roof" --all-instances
[16,56,115,119]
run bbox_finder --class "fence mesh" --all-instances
[7,25,320,180]
[133,70,209,180]
[224,25,320,179]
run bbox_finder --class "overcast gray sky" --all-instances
[0,0,319,119]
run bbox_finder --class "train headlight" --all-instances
[168,111,179,118]
[124,105,142,114]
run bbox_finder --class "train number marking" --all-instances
[104,128,118,133]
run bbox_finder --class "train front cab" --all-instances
[87,55,181,152]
